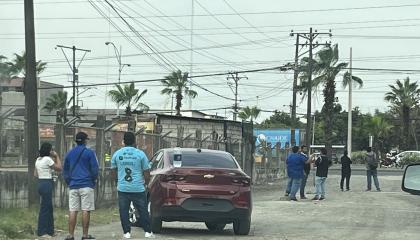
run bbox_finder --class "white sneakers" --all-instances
[123,232,155,239]
[145,232,155,238]
[123,232,131,239]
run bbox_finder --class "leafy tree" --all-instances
[258,110,304,129]
[385,77,420,150]
[161,70,197,116]
[43,91,70,123]
[7,52,47,78]
[367,116,393,157]
[238,106,261,122]
[108,83,149,116]
[298,44,363,158]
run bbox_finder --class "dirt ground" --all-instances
[53,171,420,240]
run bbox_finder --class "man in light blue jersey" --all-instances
[111,132,154,239]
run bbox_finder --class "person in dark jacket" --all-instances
[365,147,381,191]
[286,146,311,201]
[340,151,352,191]
[63,132,99,240]
[312,148,332,201]
[299,145,311,199]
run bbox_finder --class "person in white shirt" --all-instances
[34,142,62,238]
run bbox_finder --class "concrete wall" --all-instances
[0,170,118,209]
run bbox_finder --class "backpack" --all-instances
[367,153,378,170]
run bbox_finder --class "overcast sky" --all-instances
[1,0,420,122]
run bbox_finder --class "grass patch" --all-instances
[0,207,119,239]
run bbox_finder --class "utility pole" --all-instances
[56,45,91,117]
[24,0,39,206]
[347,48,353,155]
[290,28,332,150]
[227,72,247,121]
[290,34,300,146]
[189,0,194,110]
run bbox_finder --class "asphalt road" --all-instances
[51,169,420,240]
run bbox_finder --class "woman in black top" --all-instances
[340,151,352,191]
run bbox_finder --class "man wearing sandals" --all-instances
[63,132,99,240]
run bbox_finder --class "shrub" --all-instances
[351,151,366,164]
[400,155,420,165]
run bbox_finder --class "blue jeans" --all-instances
[289,178,302,199]
[315,176,327,198]
[285,178,292,194]
[367,169,380,190]
[300,173,309,197]
[37,179,54,236]
[118,191,151,234]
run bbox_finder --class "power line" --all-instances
[3,2,420,14]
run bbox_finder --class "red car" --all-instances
[147,148,252,235]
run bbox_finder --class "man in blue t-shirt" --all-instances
[111,132,154,239]
[286,146,311,201]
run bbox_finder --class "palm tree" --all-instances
[161,70,197,116]
[299,44,363,158]
[385,77,420,150]
[238,106,261,122]
[43,91,69,123]
[7,52,47,78]
[368,116,392,156]
[108,83,149,116]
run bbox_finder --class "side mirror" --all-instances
[402,164,420,195]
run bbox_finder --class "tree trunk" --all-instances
[323,78,336,160]
[402,106,410,150]
[176,93,183,116]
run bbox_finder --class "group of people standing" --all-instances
[285,146,332,201]
[285,145,381,201]
[34,131,154,239]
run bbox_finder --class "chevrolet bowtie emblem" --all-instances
[203,174,215,179]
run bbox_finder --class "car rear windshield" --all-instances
[168,150,238,169]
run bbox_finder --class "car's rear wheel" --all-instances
[150,203,162,233]
[233,217,251,235]
[205,222,226,232]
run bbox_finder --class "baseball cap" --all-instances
[75,131,89,143]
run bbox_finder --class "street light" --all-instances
[105,41,131,84]
[106,42,131,116]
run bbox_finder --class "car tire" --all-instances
[233,217,251,235]
[205,222,226,232]
[150,203,162,233]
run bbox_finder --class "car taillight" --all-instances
[162,174,186,182]
[232,177,251,186]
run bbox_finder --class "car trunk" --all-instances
[168,168,248,196]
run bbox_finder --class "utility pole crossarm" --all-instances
[227,72,248,121]
[289,28,332,150]
[55,44,91,117]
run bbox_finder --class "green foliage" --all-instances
[6,52,47,78]
[400,154,420,165]
[43,91,69,122]
[238,106,261,122]
[258,110,304,129]
[0,207,119,239]
[351,151,367,164]
[384,77,420,150]
[161,70,197,116]
[108,83,149,116]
